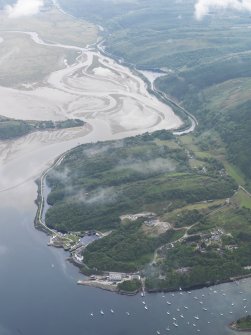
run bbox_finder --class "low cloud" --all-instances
[48,167,69,183]
[195,0,251,20]
[5,0,44,18]
[116,157,176,175]
[75,187,119,205]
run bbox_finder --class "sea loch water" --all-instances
[0,182,250,335]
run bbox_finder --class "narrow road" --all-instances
[239,185,251,197]
[37,149,71,235]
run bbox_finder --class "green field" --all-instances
[233,189,251,209]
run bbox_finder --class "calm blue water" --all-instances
[0,183,250,335]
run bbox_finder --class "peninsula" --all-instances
[0,115,84,140]
[230,316,251,332]
[37,128,251,294]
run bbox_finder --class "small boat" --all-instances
[184,306,188,309]
[203,308,208,311]
[171,293,175,297]
[110,309,114,313]
[243,298,247,301]
[177,308,180,312]
[162,295,165,298]
[244,305,247,309]
[172,317,176,321]
[142,301,146,305]
[199,301,203,304]
[100,310,104,315]
[213,290,217,293]
[194,315,199,320]
[157,331,160,335]
[208,321,211,324]
[202,294,205,297]
[222,293,226,296]
[188,291,191,294]
[167,301,171,305]
[126,312,130,316]
[197,330,201,332]
[180,314,184,318]
[141,292,144,297]
[229,311,233,314]
[166,311,170,315]
[187,322,190,325]
[231,303,235,306]
[166,327,170,331]
[173,322,178,327]
[220,313,224,316]
[90,313,94,317]
[194,296,198,300]
[193,324,196,327]
[144,306,148,310]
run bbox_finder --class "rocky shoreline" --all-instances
[229,316,251,333]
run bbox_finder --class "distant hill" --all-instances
[58,0,251,188]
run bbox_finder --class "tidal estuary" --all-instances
[0,8,250,335]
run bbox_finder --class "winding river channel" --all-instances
[0,23,250,335]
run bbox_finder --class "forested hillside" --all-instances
[44,130,251,289]
[59,0,251,188]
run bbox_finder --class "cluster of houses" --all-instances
[196,228,238,253]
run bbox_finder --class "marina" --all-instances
[73,280,250,334]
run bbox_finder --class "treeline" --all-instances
[220,101,251,179]
[45,130,236,232]
[84,220,181,272]
[157,54,251,97]
[146,241,251,291]
[0,116,84,140]
[156,58,251,183]
[118,279,142,293]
